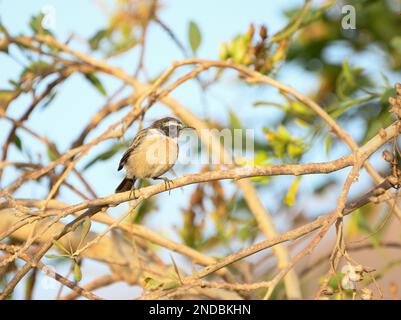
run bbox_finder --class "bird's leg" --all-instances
[129,187,138,199]
[129,179,139,199]
[153,177,173,194]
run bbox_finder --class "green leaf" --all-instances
[45,254,70,259]
[8,80,20,89]
[329,95,373,119]
[271,0,313,42]
[391,36,401,54]
[231,35,249,64]
[29,13,44,34]
[277,125,291,141]
[342,60,355,86]
[327,272,344,289]
[52,240,70,255]
[0,90,15,111]
[21,61,52,79]
[253,101,286,109]
[0,42,8,54]
[380,87,395,106]
[294,118,310,128]
[336,60,366,100]
[238,221,258,241]
[239,225,250,241]
[284,177,301,206]
[47,147,58,161]
[162,281,179,290]
[169,254,183,284]
[89,29,109,50]
[73,262,82,282]
[325,136,332,156]
[219,43,229,60]
[188,21,202,54]
[83,143,126,170]
[106,37,138,58]
[355,211,372,234]
[12,134,22,151]
[219,33,251,64]
[228,111,242,130]
[84,73,107,96]
[0,23,9,36]
[29,12,52,35]
[144,277,163,290]
[287,143,304,160]
[81,218,91,242]
[41,92,57,110]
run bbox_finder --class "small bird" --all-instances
[115,117,194,194]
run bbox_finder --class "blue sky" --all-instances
[0,0,312,223]
[0,0,396,299]
[0,0,311,299]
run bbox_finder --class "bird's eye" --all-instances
[167,125,179,132]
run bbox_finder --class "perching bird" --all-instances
[115,117,194,194]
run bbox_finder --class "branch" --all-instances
[0,244,102,300]
[140,174,399,299]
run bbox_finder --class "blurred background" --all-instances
[1,0,401,299]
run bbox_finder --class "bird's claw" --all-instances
[129,187,138,199]
[153,177,173,194]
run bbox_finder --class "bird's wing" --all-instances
[117,128,148,171]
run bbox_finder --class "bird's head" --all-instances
[151,117,194,138]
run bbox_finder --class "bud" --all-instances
[259,25,268,40]
[323,287,334,296]
[388,175,400,188]
[247,23,255,39]
[396,83,401,96]
[219,43,229,60]
[382,150,393,162]
[360,288,373,300]
[354,265,364,273]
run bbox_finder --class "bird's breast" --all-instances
[125,133,178,179]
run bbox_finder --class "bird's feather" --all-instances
[115,177,135,193]
[117,128,149,171]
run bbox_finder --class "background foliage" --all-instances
[1,0,401,300]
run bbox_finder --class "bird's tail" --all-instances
[115,177,135,193]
